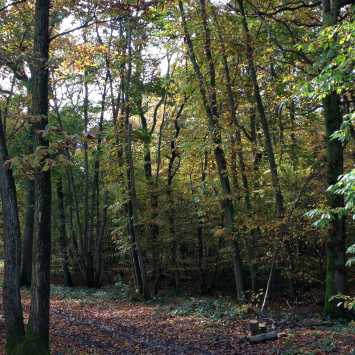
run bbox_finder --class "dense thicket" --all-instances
[0,0,353,352]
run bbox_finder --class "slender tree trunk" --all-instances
[28,0,51,350]
[122,22,150,299]
[322,0,346,314]
[238,0,291,309]
[238,0,284,219]
[82,70,94,287]
[20,179,35,288]
[94,190,109,285]
[125,122,150,299]
[213,10,256,290]
[167,184,178,290]
[0,115,25,351]
[88,76,108,287]
[289,100,298,169]
[139,112,160,292]
[323,93,346,314]
[190,153,208,293]
[179,0,244,301]
[166,107,183,292]
[56,178,73,287]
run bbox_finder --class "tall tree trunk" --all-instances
[289,100,298,169]
[125,122,150,299]
[166,105,183,292]
[322,0,346,316]
[88,75,108,287]
[20,179,35,287]
[238,0,284,219]
[0,115,25,351]
[238,0,290,309]
[122,21,150,299]
[139,112,160,292]
[167,184,178,291]
[94,190,109,286]
[56,178,73,287]
[213,9,256,290]
[28,0,51,350]
[82,70,94,287]
[190,152,208,293]
[179,0,244,301]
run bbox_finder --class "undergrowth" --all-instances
[50,283,251,321]
[50,278,132,302]
[168,298,251,320]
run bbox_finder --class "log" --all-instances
[302,319,334,328]
[247,331,278,344]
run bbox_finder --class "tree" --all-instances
[0,106,25,353]
[321,0,346,316]
[27,0,51,350]
[179,0,244,301]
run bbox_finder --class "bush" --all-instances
[50,278,135,302]
[169,298,250,320]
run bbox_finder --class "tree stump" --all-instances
[249,320,259,335]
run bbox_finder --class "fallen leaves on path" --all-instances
[0,289,354,354]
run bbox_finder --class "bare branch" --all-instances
[0,0,26,12]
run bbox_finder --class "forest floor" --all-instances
[0,280,354,354]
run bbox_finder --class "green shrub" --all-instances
[169,298,250,320]
[50,278,135,302]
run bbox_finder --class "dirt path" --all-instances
[1,290,354,354]
[50,307,214,354]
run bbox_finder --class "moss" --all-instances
[6,335,50,355]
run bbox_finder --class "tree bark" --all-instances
[167,105,184,292]
[0,114,25,351]
[289,100,298,169]
[321,0,346,317]
[82,68,94,287]
[28,0,51,350]
[56,178,73,287]
[20,179,35,288]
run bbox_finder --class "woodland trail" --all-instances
[50,307,214,354]
[46,297,241,354]
[1,289,354,354]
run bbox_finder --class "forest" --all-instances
[0,0,354,354]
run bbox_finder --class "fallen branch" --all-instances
[248,331,278,344]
